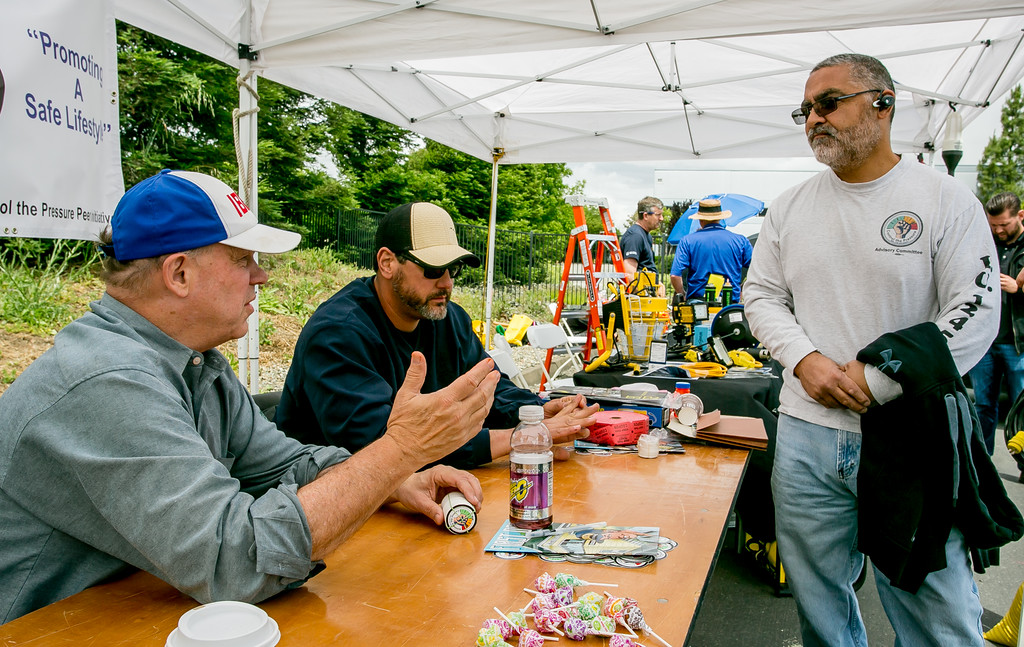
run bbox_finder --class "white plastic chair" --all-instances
[559,318,588,348]
[527,323,583,387]
[487,348,530,390]
[493,333,514,355]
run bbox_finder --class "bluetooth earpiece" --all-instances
[873,94,895,110]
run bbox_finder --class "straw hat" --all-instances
[688,198,732,221]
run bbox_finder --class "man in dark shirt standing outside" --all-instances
[620,196,664,282]
[970,191,1024,461]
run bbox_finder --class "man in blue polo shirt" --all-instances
[669,198,753,300]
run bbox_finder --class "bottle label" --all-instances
[509,460,552,522]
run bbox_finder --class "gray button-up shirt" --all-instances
[0,295,350,623]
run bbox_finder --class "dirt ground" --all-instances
[0,332,55,395]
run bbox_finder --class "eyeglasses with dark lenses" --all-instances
[399,252,463,280]
[791,89,882,125]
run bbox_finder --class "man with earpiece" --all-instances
[745,54,1019,646]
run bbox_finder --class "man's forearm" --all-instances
[297,435,420,560]
[489,427,513,461]
[623,258,638,281]
[670,275,684,294]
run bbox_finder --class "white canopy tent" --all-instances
[109,0,1024,387]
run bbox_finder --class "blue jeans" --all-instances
[772,414,984,647]
[968,343,1024,454]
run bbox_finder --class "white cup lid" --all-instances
[166,601,280,647]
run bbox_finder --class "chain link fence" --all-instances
[299,206,677,312]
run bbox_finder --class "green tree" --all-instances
[323,105,416,180]
[117,23,583,241]
[116,23,355,228]
[364,140,582,233]
[977,85,1024,200]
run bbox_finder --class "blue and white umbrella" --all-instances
[666,193,765,244]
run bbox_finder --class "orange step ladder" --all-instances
[543,196,627,390]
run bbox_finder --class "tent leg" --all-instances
[235,11,260,393]
[484,150,504,350]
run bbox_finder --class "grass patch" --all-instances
[259,248,368,319]
[0,239,104,335]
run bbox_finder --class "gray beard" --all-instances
[808,116,881,174]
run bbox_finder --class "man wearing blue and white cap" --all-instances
[276,202,596,467]
[0,170,498,623]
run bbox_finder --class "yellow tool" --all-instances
[679,362,728,378]
[585,313,616,372]
[616,283,670,362]
[728,350,763,368]
[1009,430,1024,455]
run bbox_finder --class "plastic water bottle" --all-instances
[671,381,704,426]
[509,405,553,530]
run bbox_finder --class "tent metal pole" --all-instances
[484,149,504,350]
[236,6,261,393]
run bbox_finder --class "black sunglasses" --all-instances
[791,89,882,125]
[398,252,463,280]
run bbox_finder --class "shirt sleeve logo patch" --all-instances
[880,212,922,247]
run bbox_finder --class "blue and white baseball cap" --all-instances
[106,169,300,261]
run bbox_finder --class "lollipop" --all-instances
[522,591,556,613]
[554,572,618,589]
[589,615,617,636]
[533,572,557,593]
[551,586,574,608]
[602,593,635,637]
[562,617,589,641]
[576,601,601,621]
[483,618,513,640]
[494,607,527,636]
[578,592,604,607]
[518,629,557,647]
[622,605,671,647]
[553,606,579,621]
[602,595,626,619]
[532,609,564,636]
[477,626,511,647]
[609,636,647,647]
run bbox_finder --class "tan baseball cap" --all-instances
[374,202,481,268]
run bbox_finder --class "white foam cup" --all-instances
[166,600,280,647]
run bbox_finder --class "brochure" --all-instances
[485,521,661,556]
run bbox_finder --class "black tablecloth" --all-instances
[573,364,782,540]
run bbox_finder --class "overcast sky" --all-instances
[567,93,1008,232]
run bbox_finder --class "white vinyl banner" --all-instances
[0,0,123,240]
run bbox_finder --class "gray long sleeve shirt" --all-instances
[0,295,350,623]
[744,156,997,432]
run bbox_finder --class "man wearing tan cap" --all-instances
[669,198,753,300]
[277,202,596,468]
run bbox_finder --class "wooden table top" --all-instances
[0,446,749,647]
